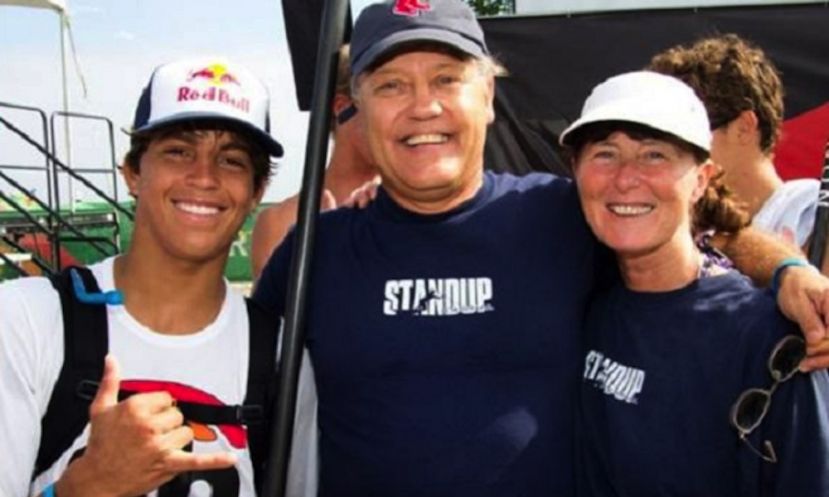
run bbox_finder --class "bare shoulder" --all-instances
[254,196,301,235]
[251,195,301,279]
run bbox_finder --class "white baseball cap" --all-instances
[131,56,283,157]
[559,71,711,152]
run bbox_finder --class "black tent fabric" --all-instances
[480,3,829,179]
[282,1,828,179]
[283,0,352,111]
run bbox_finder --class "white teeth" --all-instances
[405,134,448,146]
[176,202,219,215]
[608,204,653,216]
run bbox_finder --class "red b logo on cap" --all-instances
[393,0,431,16]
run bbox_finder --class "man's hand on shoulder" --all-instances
[341,177,381,209]
[54,355,235,497]
[776,266,829,371]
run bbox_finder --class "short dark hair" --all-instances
[123,119,272,192]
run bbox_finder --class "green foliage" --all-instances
[466,0,514,16]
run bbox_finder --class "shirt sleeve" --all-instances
[762,368,829,496]
[252,230,295,318]
[253,231,319,496]
[0,278,63,497]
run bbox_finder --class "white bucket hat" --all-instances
[559,71,711,152]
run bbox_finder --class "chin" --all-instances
[169,238,233,263]
[406,165,460,185]
[598,233,656,257]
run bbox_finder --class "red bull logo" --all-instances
[187,63,241,86]
[122,379,247,449]
[393,0,431,16]
[177,86,250,113]
[178,62,250,113]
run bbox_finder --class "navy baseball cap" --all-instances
[131,56,284,157]
[350,0,489,77]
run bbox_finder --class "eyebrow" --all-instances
[159,131,199,144]
[433,62,466,71]
[370,65,401,76]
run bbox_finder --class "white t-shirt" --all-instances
[753,179,819,247]
[0,257,257,497]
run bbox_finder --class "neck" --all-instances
[114,247,227,335]
[723,152,782,217]
[618,233,700,292]
[325,147,377,204]
[389,170,484,215]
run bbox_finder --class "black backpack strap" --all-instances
[243,297,279,493]
[74,380,265,425]
[35,266,109,476]
[34,276,279,492]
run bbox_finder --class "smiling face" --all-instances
[573,129,711,263]
[354,49,494,214]
[123,128,263,264]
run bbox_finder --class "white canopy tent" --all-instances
[1,0,65,10]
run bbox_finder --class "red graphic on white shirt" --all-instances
[121,380,247,449]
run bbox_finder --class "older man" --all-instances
[254,1,829,496]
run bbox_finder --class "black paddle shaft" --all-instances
[262,1,350,496]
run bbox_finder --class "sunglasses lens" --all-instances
[769,336,806,381]
[734,389,770,431]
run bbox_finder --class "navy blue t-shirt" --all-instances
[578,271,829,497]
[255,172,598,497]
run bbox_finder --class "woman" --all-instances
[561,71,829,496]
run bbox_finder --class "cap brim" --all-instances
[352,27,485,76]
[134,111,284,158]
[559,100,710,152]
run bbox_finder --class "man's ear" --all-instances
[121,162,140,198]
[251,180,267,212]
[692,160,718,202]
[333,93,352,117]
[485,75,496,125]
[734,110,759,146]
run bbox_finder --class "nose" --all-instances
[613,159,641,192]
[186,152,220,189]
[409,82,442,120]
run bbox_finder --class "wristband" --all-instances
[43,483,56,497]
[771,257,815,296]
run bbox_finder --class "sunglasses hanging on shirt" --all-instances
[729,334,806,463]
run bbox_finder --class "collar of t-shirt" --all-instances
[371,171,495,224]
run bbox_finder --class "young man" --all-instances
[648,34,828,272]
[250,45,377,280]
[255,2,829,495]
[0,56,282,497]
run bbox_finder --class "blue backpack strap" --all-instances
[35,266,108,477]
[243,297,279,493]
